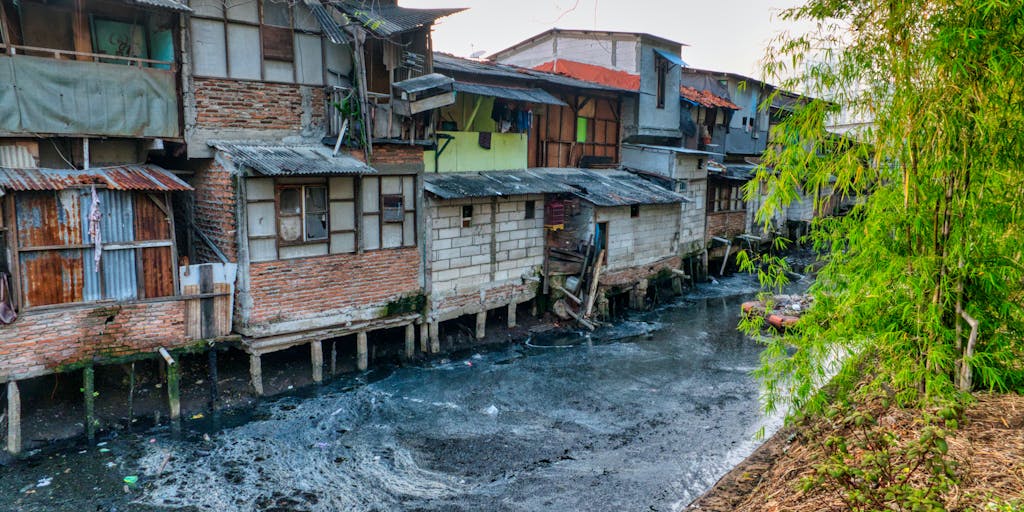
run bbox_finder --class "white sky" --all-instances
[402,0,810,78]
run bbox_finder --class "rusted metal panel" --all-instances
[19,250,84,307]
[141,247,174,298]
[133,194,170,241]
[99,191,137,301]
[15,190,83,248]
[0,165,192,192]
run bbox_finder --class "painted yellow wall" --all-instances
[424,131,528,173]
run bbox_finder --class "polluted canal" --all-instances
[0,275,784,511]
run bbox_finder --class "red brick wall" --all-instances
[0,300,189,380]
[706,211,748,241]
[352,143,425,167]
[600,255,681,288]
[247,247,421,325]
[190,158,238,263]
[193,77,325,132]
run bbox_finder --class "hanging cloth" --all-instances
[0,273,16,324]
[89,185,102,272]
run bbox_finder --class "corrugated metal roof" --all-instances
[453,82,567,106]
[0,165,193,191]
[623,143,724,157]
[433,52,628,94]
[425,168,685,206]
[335,2,465,37]
[393,73,454,94]
[212,143,376,176]
[305,0,347,44]
[424,170,576,199]
[124,0,190,12]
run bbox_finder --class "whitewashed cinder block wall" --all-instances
[428,195,545,296]
[595,203,680,271]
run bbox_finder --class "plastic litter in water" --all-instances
[123,476,139,485]
[99,448,111,453]
[483,405,499,416]
[36,477,52,488]
[191,413,205,420]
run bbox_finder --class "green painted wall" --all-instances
[424,131,528,173]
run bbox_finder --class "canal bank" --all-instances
[0,274,783,512]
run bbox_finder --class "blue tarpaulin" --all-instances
[653,48,688,68]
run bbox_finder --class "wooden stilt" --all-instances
[207,348,219,410]
[507,301,517,328]
[311,341,324,383]
[404,324,415,360]
[6,380,21,455]
[167,361,181,426]
[475,311,486,340]
[356,332,368,371]
[249,354,263,396]
[83,366,96,444]
[128,362,136,430]
[429,322,440,353]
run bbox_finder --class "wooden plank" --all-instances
[200,264,215,339]
[583,250,605,318]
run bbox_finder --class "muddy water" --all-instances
[0,275,782,512]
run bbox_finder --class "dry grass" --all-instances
[692,393,1024,511]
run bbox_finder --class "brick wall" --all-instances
[600,255,681,288]
[190,157,238,263]
[247,247,421,326]
[706,210,748,240]
[0,299,189,381]
[193,77,325,132]
[352,143,425,168]
[596,203,680,272]
[429,195,544,293]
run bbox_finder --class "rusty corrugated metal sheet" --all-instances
[0,165,193,192]
[212,143,376,176]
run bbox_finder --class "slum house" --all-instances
[183,0,463,395]
[681,68,773,158]
[0,0,239,454]
[429,52,629,171]
[620,143,723,278]
[490,29,688,145]
[423,168,685,335]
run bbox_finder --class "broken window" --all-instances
[382,195,404,223]
[461,205,473,227]
[362,176,417,249]
[524,200,535,220]
[278,184,327,244]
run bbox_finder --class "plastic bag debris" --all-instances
[123,476,139,485]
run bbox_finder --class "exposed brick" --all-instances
[193,77,325,132]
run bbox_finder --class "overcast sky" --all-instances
[402,0,809,78]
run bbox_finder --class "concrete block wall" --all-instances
[596,203,680,272]
[0,299,190,381]
[245,247,421,330]
[427,195,544,318]
[680,179,707,256]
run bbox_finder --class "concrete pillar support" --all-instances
[356,331,369,371]
[167,361,181,433]
[311,340,324,383]
[6,380,21,455]
[429,322,440,353]
[507,301,517,328]
[83,366,96,444]
[404,324,416,360]
[475,311,486,340]
[420,323,430,353]
[249,354,264,396]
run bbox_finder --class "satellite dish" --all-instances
[470,50,486,59]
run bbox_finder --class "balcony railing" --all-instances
[0,43,177,70]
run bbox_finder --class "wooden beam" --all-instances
[553,285,582,304]
[6,380,20,455]
[166,361,181,426]
[583,250,605,318]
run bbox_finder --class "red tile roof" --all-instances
[533,59,739,110]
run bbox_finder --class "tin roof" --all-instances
[0,165,192,192]
[212,143,376,176]
[305,0,347,44]
[393,73,454,94]
[124,0,190,12]
[453,82,567,106]
[432,52,628,94]
[335,2,465,37]
[425,168,685,206]
[623,143,724,157]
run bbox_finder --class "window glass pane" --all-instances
[280,188,301,214]
[279,216,302,241]
[305,186,327,212]
[382,194,403,223]
[305,213,328,240]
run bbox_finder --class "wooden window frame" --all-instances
[276,183,329,246]
[461,205,473,228]
[360,175,418,250]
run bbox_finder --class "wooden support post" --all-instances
[6,380,21,455]
[167,361,181,424]
[507,301,517,328]
[311,341,324,383]
[429,322,440,353]
[207,349,219,410]
[583,250,606,318]
[404,324,415,360]
[83,366,96,444]
[475,311,486,340]
[249,354,263,396]
[330,341,338,376]
[356,332,369,371]
[128,362,136,429]
[420,323,429,353]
